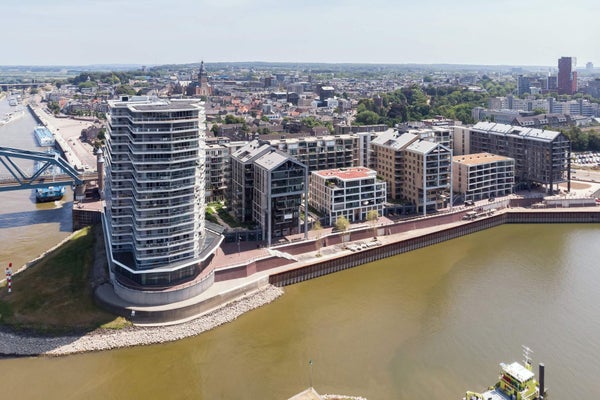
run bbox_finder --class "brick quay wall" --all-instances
[268,208,600,287]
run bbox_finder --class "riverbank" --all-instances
[2,196,599,356]
[0,284,283,356]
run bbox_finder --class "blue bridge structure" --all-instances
[0,146,96,192]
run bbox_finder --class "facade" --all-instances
[230,141,272,224]
[371,130,419,201]
[517,75,531,96]
[253,150,308,245]
[309,167,386,226]
[467,122,571,191]
[512,113,573,129]
[265,133,372,171]
[452,126,471,156]
[205,141,231,202]
[558,57,577,95]
[103,96,221,303]
[452,153,515,201]
[371,128,452,214]
[231,141,308,245]
[186,61,212,97]
[402,140,452,215]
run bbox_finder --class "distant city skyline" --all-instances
[3,0,599,67]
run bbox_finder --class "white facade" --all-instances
[452,153,515,201]
[104,96,213,288]
[309,167,386,226]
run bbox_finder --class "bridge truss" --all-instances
[0,146,83,192]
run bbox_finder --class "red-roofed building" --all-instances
[309,167,386,226]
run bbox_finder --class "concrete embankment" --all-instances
[0,285,283,356]
[268,208,600,287]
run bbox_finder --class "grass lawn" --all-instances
[0,226,127,334]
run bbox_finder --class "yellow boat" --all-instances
[464,346,548,400]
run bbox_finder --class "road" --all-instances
[28,95,98,171]
[572,168,600,183]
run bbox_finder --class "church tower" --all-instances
[196,61,212,96]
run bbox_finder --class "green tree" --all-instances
[354,110,380,125]
[312,221,323,256]
[115,85,137,96]
[334,216,350,245]
[366,210,379,238]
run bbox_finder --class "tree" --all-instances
[354,110,380,125]
[334,216,350,246]
[366,210,379,238]
[312,221,323,256]
[115,85,136,96]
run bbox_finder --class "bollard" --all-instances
[6,263,12,294]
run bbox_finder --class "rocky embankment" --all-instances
[0,285,284,357]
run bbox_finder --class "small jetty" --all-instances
[287,388,367,400]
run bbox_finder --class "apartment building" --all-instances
[452,153,515,201]
[370,128,452,214]
[402,140,452,215]
[309,167,386,226]
[230,141,272,224]
[371,130,419,201]
[103,96,221,302]
[464,122,570,192]
[205,142,230,202]
[265,132,372,171]
[231,141,308,245]
[253,150,308,245]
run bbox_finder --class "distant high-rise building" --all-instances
[547,75,558,91]
[517,75,531,96]
[586,62,594,72]
[558,57,577,95]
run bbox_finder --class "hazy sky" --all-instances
[3,0,599,67]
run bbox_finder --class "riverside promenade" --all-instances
[94,185,600,326]
[0,196,600,356]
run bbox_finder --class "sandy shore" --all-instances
[0,285,283,357]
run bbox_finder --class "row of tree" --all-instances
[354,85,490,126]
[561,126,600,152]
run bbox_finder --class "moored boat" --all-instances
[34,126,56,147]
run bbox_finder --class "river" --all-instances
[1,97,600,399]
[1,223,599,398]
[0,96,74,271]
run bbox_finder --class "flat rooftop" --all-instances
[453,152,514,166]
[313,166,376,180]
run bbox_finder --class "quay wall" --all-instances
[94,276,271,324]
[26,104,44,125]
[268,210,600,287]
[73,207,102,230]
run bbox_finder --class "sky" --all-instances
[2,0,599,67]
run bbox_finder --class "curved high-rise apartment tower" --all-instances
[103,96,222,305]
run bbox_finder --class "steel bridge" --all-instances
[0,146,90,192]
